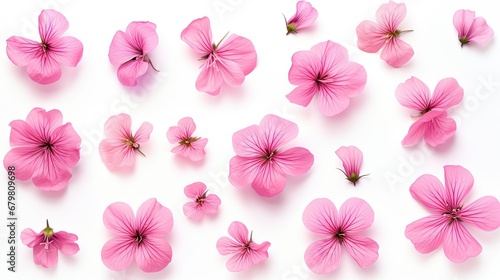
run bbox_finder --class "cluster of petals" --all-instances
[167,117,208,161]
[183,182,221,220]
[287,40,367,116]
[335,146,368,186]
[395,76,463,147]
[405,165,500,263]
[284,1,318,35]
[453,9,494,47]
[228,114,314,197]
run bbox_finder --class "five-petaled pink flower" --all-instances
[183,182,221,220]
[21,219,79,268]
[216,221,271,272]
[287,40,367,116]
[3,108,81,191]
[454,9,494,47]
[303,198,379,274]
[335,146,369,186]
[109,21,159,86]
[284,1,318,35]
[6,9,83,84]
[181,16,257,95]
[101,198,173,272]
[405,165,500,263]
[228,114,314,197]
[356,1,413,67]
[99,113,153,170]
[395,76,464,147]
[166,117,208,161]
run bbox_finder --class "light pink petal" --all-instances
[395,76,431,111]
[422,112,457,147]
[216,236,243,255]
[444,165,474,208]
[228,156,261,189]
[183,202,204,220]
[125,21,158,54]
[213,58,245,88]
[201,194,221,214]
[103,202,135,235]
[217,34,257,76]
[227,221,249,245]
[183,195,220,219]
[33,240,59,268]
[304,238,341,274]
[195,60,224,95]
[6,36,43,67]
[404,215,450,254]
[99,139,136,170]
[38,10,69,42]
[429,78,464,110]
[303,198,338,235]
[288,50,322,85]
[443,221,482,263]
[376,1,407,31]
[180,16,213,55]
[52,231,79,255]
[461,196,500,231]
[46,122,81,168]
[135,237,172,272]
[248,241,271,264]
[48,36,83,67]
[101,237,136,271]
[184,182,207,199]
[380,38,414,68]
[335,146,363,178]
[467,17,494,45]
[103,113,132,139]
[286,83,317,107]
[171,138,208,161]
[25,107,63,133]
[343,235,379,268]
[117,59,149,86]
[356,20,386,53]
[251,163,287,197]
[31,169,72,191]
[4,147,44,182]
[310,41,349,74]
[316,85,351,116]
[136,198,173,237]
[259,114,299,150]
[26,53,62,84]
[409,174,447,213]
[21,229,43,248]
[166,117,196,143]
[225,250,253,272]
[326,61,367,98]
[453,9,476,38]
[133,122,153,144]
[232,124,265,157]
[274,147,314,176]
[287,1,318,31]
[109,30,136,66]
[339,198,374,232]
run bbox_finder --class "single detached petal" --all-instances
[404,215,450,254]
[135,237,172,272]
[356,20,386,53]
[166,117,196,143]
[339,198,374,233]
[103,202,135,235]
[335,146,363,178]
[409,174,448,213]
[460,196,500,231]
[443,165,474,209]
[259,114,299,151]
[395,76,431,112]
[135,198,173,237]
[20,228,43,248]
[343,235,379,268]
[429,78,464,110]
[287,1,318,32]
[443,221,482,263]
[376,1,407,32]
[303,198,338,235]
[304,238,341,274]
[274,147,314,176]
[227,221,249,245]
[52,231,79,255]
[38,10,69,42]
[217,34,257,76]
[180,16,213,55]
[101,237,137,271]
[380,37,414,68]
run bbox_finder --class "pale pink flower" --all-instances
[395,76,464,147]
[21,220,79,268]
[405,165,500,263]
[6,9,83,84]
[109,21,159,86]
[229,114,314,197]
[284,1,318,35]
[101,198,173,272]
[454,9,494,47]
[183,182,221,220]
[303,198,379,274]
[287,40,367,116]
[356,1,413,67]
[216,221,271,272]
[3,108,81,191]
[99,113,152,170]
[166,117,208,161]
[181,16,257,95]
[335,146,369,186]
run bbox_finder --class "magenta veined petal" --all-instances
[453,9,494,46]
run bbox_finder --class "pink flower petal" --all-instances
[4,147,44,182]
[409,174,448,213]
[443,165,474,208]
[217,34,257,76]
[180,16,213,55]
[304,238,341,274]
[286,83,317,107]
[376,1,407,30]
[109,30,137,66]
[443,222,482,263]
[460,196,500,231]
[259,114,299,150]
[356,20,386,53]
[20,229,43,248]
[248,241,271,265]
[310,40,348,72]
[287,1,318,32]
[135,237,172,272]
[171,139,208,161]
[101,237,137,271]
[231,125,264,157]
[303,198,338,235]
[216,236,242,255]
[380,37,414,68]
[288,50,322,86]
[184,182,207,199]
[133,122,153,144]
[275,147,314,176]
[195,61,224,95]
[214,58,246,87]
[6,36,43,67]
[316,85,351,116]
[99,139,136,170]
[109,22,158,66]
[38,10,69,42]
[53,231,79,255]
[48,36,83,67]
[226,250,254,272]
[404,215,450,254]
[117,59,149,87]
[395,76,431,112]
[183,202,204,220]
[103,202,135,236]
[251,163,287,197]
[402,110,455,147]
[103,113,132,139]
[166,117,196,143]
[466,16,494,45]
[339,197,374,232]
[453,9,475,39]
[228,156,261,189]
[429,78,464,110]
[26,54,62,84]
[33,239,59,268]
[227,221,249,245]
[201,194,221,214]
[335,146,363,178]
[343,235,379,268]
[135,198,173,237]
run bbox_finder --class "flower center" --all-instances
[315,72,329,86]
[443,206,462,223]
[262,149,278,162]
[195,190,208,204]
[40,236,53,250]
[179,137,200,148]
[334,228,346,244]
[124,137,145,156]
[41,41,49,52]
[39,141,54,153]
[134,230,144,244]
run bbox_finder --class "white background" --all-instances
[1,0,500,279]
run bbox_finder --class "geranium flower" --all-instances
[6,9,83,84]
[303,198,379,274]
[284,1,318,35]
[3,108,81,191]
[181,16,257,95]
[228,114,314,197]
[183,182,221,220]
[101,198,173,272]
[453,9,494,47]
[216,221,271,272]
[99,113,152,170]
[405,165,500,263]
[21,220,79,268]
[356,1,413,67]
[166,117,208,161]
[335,146,369,186]
[109,21,159,86]
[395,76,463,147]
[287,40,367,116]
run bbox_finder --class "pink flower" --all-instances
[335,146,369,186]
[454,9,494,47]
[183,182,221,220]
[99,113,153,170]
[228,114,314,197]
[166,117,208,161]
[181,16,257,95]
[303,198,379,274]
[284,1,318,35]
[101,198,173,272]
[6,9,83,84]
[395,76,464,147]
[3,108,81,191]
[109,21,159,86]
[287,40,367,116]
[405,165,500,263]
[21,220,79,268]
[216,221,271,272]
[356,1,413,67]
